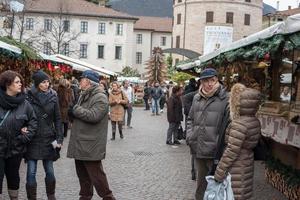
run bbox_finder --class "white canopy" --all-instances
[0,40,22,54]
[54,54,117,77]
[177,14,300,71]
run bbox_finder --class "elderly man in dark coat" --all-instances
[186,68,230,200]
[67,70,116,200]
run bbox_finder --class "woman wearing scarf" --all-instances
[0,70,37,200]
[109,82,128,140]
[25,70,63,200]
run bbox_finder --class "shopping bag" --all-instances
[203,174,234,200]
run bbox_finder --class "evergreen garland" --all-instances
[266,157,300,187]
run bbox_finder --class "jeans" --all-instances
[0,155,22,193]
[166,122,180,143]
[123,103,133,126]
[151,98,160,114]
[26,160,55,186]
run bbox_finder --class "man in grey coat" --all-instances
[67,70,115,200]
[186,68,229,200]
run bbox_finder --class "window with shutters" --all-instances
[98,22,105,34]
[98,45,104,59]
[115,46,122,60]
[206,11,214,23]
[43,42,51,55]
[63,20,70,32]
[161,37,167,46]
[25,18,34,30]
[44,19,52,31]
[136,34,142,44]
[80,21,88,33]
[244,14,251,25]
[226,12,234,24]
[80,44,88,58]
[116,24,123,35]
[136,52,142,64]
[177,13,181,24]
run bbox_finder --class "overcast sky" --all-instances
[263,0,299,10]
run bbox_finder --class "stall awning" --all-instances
[177,14,300,71]
[54,54,117,77]
[0,40,22,54]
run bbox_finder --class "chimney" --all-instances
[276,1,280,10]
[288,5,291,10]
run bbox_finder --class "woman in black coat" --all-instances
[166,86,183,145]
[0,70,37,200]
[25,70,63,200]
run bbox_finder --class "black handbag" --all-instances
[253,136,270,161]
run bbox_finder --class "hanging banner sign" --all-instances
[258,114,300,148]
[203,26,233,55]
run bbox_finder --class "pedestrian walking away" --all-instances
[214,83,262,200]
[186,68,229,200]
[0,70,37,200]
[166,85,183,145]
[122,80,134,128]
[159,83,168,113]
[67,70,116,200]
[109,82,128,140]
[25,70,64,200]
[143,82,150,110]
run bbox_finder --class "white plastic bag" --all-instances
[203,174,234,200]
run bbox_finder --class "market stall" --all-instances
[177,14,300,200]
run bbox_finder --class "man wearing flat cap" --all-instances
[67,70,115,200]
[186,68,229,200]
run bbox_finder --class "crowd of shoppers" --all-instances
[0,66,262,200]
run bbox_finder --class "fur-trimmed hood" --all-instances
[230,83,261,120]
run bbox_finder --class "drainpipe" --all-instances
[182,0,187,60]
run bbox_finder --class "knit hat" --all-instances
[32,70,50,87]
[199,68,218,80]
[80,70,100,83]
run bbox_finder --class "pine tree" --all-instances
[145,47,167,84]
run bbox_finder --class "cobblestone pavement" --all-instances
[3,107,287,200]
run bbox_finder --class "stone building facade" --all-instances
[173,0,263,59]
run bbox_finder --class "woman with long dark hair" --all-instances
[25,70,63,200]
[56,78,73,138]
[0,70,37,200]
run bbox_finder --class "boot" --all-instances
[110,132,115,140]
[26,183,37,200]
[45,179,56,200]
[119,131,124,139]
[8,189,18,200]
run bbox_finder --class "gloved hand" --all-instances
[68,105,75,122]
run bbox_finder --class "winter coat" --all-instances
[167,94,183,123]
[25,88,63,161]
[183,83,197,95]
[67,86,109,161]
[143,86,150,99]
[186,86,229,158]
[150,87,163,100]
[57,85,73,122]
[182,91,197,116]
[214,83,261,200]
[109,90,128,122]
[0,90,37,158]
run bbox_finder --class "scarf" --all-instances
[0,88,25,110]
[199,81,221,98]
[30,86,55,106]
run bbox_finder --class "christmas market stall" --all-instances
[0,36,39,86]
[177,14,300,200]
